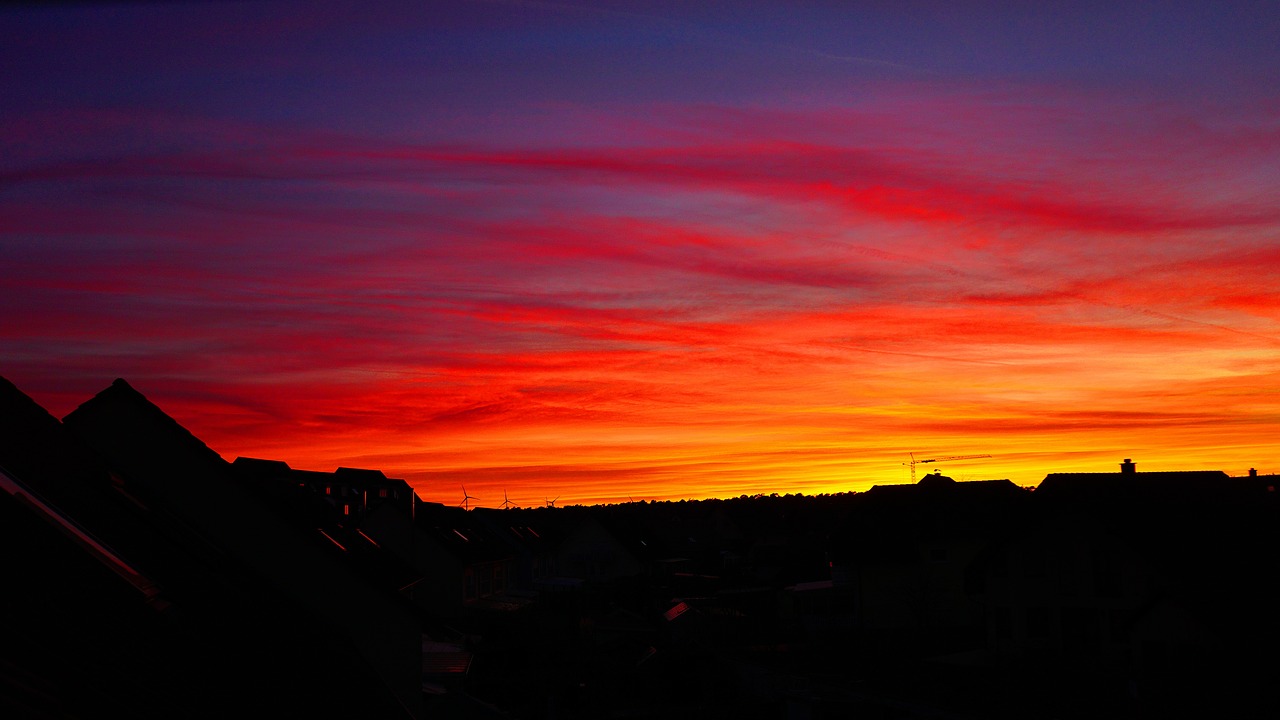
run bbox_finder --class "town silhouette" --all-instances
[3,376,1277,718]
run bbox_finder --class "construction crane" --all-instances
[903,453,991,483]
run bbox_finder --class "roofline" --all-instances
[1,463,165,606]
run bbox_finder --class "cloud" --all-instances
[4,93,1278,501]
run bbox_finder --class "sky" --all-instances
[3,1,1279,506]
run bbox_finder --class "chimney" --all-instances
[1120,458,1136,475]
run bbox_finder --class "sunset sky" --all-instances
[4,1,1279,506]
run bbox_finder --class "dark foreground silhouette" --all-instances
[3,376,1277,718]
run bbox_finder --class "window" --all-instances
[324,486,331,495]
[1059,550,1078,597]
[378,488,388,498]
[991,606,1012,640]
[1092,548,1120,598]
[990,551,1008,579]
[1108,607,1129,643]
[1023,548,1046,579]
[1025,606,1050,640]
[1062,607,1099,651]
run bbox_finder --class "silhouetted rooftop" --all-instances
[1037,468,1236,503]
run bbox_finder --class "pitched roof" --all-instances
[59,378,424,716]
[416,502,518,564]
[1036,469,1235,503]
[1,376,421,718]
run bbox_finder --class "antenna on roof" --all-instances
[500,489,515,510]
[458,484,477,511]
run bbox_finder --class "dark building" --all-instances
[969,458,1280,716]
[1,377,424,718]
[832,473,1028,634]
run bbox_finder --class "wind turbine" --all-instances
[458,484,477,511]
[545,495,559,508]
[500,490,515,510]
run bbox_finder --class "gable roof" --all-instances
[1,376,423,718]
[59,378,424,716]
[416,502,518,564]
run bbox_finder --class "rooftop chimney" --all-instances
[1120,458,1136,474]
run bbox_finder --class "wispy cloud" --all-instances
[4,67,1279,501]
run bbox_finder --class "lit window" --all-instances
[343,505,350,516]
[378,488,388,498]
